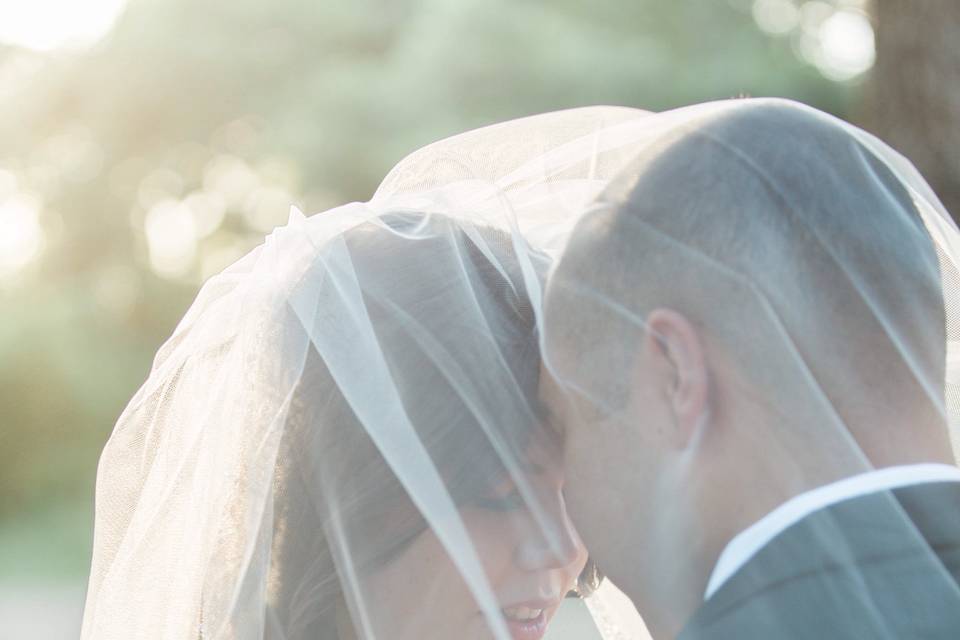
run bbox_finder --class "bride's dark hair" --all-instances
[267,213,597,639]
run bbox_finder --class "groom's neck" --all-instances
[645,421,853,633]
[617,491,732,639]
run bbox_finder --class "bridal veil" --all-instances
[81,99,960,639]
[80,106,653,640]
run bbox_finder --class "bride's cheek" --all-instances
[360,528,479,638]
[572,545,588,577]
[460,510,524,580]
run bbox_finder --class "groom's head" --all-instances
[542,98,951,633]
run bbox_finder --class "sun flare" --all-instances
[0,0,128,52]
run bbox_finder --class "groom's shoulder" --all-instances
[681,481,960,640]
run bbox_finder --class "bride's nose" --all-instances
[514,496,584,571]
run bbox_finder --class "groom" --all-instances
[541,99,960,638]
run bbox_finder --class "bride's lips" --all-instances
[499,599,560,640]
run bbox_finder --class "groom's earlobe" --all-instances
[644,309,709,448]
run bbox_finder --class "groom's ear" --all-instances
[643,309,709,448]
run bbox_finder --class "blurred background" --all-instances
[1,0,957,636]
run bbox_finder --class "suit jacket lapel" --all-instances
[681,482,960,638]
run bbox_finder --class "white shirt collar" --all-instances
[704,463,960,599]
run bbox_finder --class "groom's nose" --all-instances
[514,502,584,571]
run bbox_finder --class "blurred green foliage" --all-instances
[0,0,860,576]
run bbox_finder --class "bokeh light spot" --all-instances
[752,0,800,36]
[818,10,875,80]
[0,193,45,278]
[144,199,198,279]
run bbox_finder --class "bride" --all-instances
[79,106,653,639]
[221,211,589,639]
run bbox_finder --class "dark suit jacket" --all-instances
[680,482,960,639]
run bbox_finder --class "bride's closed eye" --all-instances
[473,480,526,512]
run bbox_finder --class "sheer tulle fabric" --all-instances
[81,106,653,640]
[81,100,960,640]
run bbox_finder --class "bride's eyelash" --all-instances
[473,487,525,512]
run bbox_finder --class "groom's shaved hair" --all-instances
[551,99,947,434]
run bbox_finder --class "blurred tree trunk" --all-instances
[859,0,960,223]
